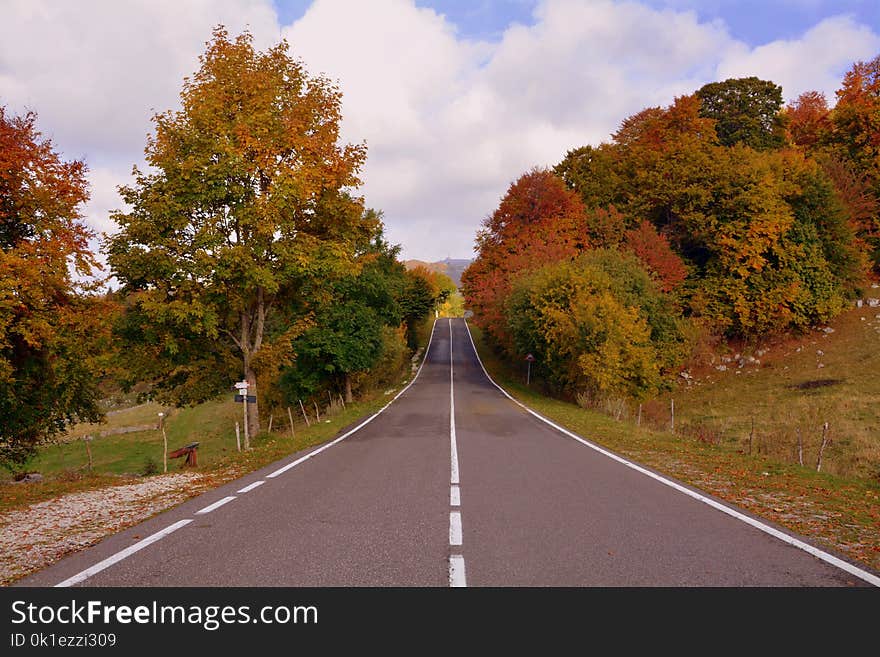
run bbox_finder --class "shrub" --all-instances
[140,457,159,477]
[505,250,689,401]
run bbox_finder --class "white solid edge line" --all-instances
[449,554,467,587]
[462,320,880,588]
[55,519,193,588]
[237,480,265,493]
[266,318,440,479]
[449,511,463,546]
[53,324,442,588]
[450,319,460,486]
[450,485,461,507]
[195,496,237,515]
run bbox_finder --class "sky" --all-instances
[2,1,879,262]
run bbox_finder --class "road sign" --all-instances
[525,354,535,385]
[234,394,257,403]
[234,381,249,390]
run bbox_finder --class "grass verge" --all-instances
[0,357,428,516]
[467,323,880,574]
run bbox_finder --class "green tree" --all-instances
[0,107,105,471]
[697,77,787,150]
[107,28,372,437]
[283,229,407,404]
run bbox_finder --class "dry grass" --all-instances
[664,304,880,480]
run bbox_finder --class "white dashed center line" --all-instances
[196,496,237,515]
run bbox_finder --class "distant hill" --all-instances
[404,257,472,288]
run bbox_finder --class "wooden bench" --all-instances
[168,442,200,467]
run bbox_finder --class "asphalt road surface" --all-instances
[18,319,877,587]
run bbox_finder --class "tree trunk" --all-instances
[246,367,260,437]
[344,373,353,404]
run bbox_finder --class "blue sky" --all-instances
[274,1,880,46]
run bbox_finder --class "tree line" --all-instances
[0,28,451,472]
[463,61,880,404]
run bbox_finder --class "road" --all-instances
[18,319,876,586]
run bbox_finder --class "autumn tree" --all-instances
[786,91,831,150]
[107,28,372,438]
[461,169,587,347]
[0,107,104,471]
[623,221,687,293]
[555,93,864,336]
[829,55,880,185]
[697,77,787,150]
[505,251,687,401]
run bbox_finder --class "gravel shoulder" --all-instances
[0,472,220,585]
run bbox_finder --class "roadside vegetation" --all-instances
[461,61,880,570]
[469,323,880,572]
[1,28,451,495]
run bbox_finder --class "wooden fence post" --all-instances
[816,422,830,472]
[299,400,310,427]
[796,427,803,466]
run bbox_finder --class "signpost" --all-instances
[525,353,535,385]
[234,381,251,450]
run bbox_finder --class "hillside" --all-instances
[657,290,880,481]
[404,257,472,287]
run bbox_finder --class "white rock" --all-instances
[856,299,863,308]
[715,365,727,371]
[816,350,824,356]
[821,327,834,334]
[817,363,825,368]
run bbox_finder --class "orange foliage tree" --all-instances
[461,169,588,347]
[786,91,830,150]
[623,221,687,293]
[0,107,105,471]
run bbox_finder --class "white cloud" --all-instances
[2,0,878,262]
[0,0,278,159]
[716,15,880,102]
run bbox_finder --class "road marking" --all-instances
[462,320,880,588]
[53,321,442,588]
[450,319,459,485]
[449,511,463,546]
[449,554,467,587]
[237,480,265,493]
[448,320,468,586]
[54,519,193,588]
[196,496,237,514]
[266,319,440,479]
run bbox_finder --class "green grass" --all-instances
[467,322,880,572]
[25,398,238,476]
[0,336,430,515]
